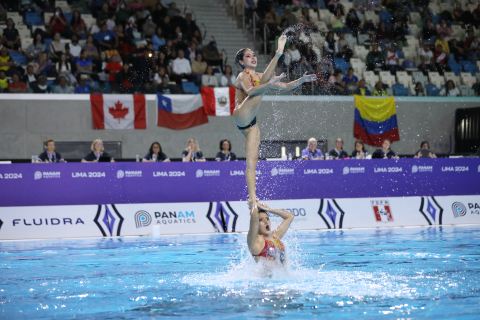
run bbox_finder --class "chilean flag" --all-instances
[91,94,147,129]
[157,94,209,130]
[201,87,235,116]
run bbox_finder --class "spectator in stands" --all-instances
[56,53,76,84]
[23,65,38,92]
[106,13,117,31]
[324,31,338,61]
[116,0,130,25]
[152,3,168,23]
[433,44,449,75]
[192,29,203,50]
[143,142,170,162]
[415,141,437,158]
[354,79,372,96]
[331,7,345,33]
[115,63,135,93]
[75,50,94,77]
[202,65,219,87]
[0,71,8,93]
[373,81,388,96]
[172,49,193,84]
[95,23,117,51]
[327,0,344,14]
[439,80,461,97]
[435,33,449,53]
[351,140,368,159]
[449,38,465,61]
[168,2,181,17]
[143,16,157,38]
[264,6,281,43]
[133,48,154,86]
[202,41,222,70]
[30,52,54,77]
[33,76,52,94]
[107,0,119,14]
[82,139,115,162]
[8,73,26,93]
[183,13,199,38]
[155,51,171,75]
[391,21,406,49]
[373,139,398,159]
[97,2,110,25]
[375,21,390,52]
[105,54,123,83]
[0,47,15,76]
[49,7,68,37]
[412,82,424,96]
[418,42,435,75]
[280,5,298,27]
[49,32,66,63]
[25,33,46,62]
[90,0,105,19]
[152,27,166,50]
[284,44,302,77]
[153,66,168,89]
[65,35,82,67]
[302,138,324,160]
[182,138,206,162]
[422,20,437,48]
[329,138,348,159]
[54,76,73,94]
[328,68,346,95]
[163,39,177,61]
[336,33,353,62]
[346,8,361,37]
[38,139,64,163]
[70,10,86,39]
[302,43,318,74]
[82,35,99,61]
[385,44,403,75]
[342,67,358,92]
[366,44,384,71]
[221,65,236,87]
[473,4,480,27]
[185,42,198,62]
[216,139,237,161]
[453,3,474,26]
[420,6,432,27]
[3,18,20,51]
[0,3,6,22]
[436,21,451,37]
[464,31,480,63]
[191,53,207,86]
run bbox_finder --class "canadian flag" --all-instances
[201,87,236,116]
[90,94,147,129]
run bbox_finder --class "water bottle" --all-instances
[364,151,368,159]
[35,155,38,162]
[31,155,35,163]
[288,153,292,161]
[227,154,231,161]
[325,152,329,160]
[136,154,139,162]
[152,154,157,162]
[356,152,359,159]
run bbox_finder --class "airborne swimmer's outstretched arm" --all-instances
[272,72,318,91]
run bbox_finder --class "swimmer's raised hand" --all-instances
[277,34,287,55]
[257,201,270,212]
[269,73,286,85]
[301,71,317,83]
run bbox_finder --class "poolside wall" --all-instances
[1,195,480,240]
[1,95,479,159]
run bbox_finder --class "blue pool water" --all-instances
[1,225,480,319]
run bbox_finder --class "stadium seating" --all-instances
[392,84,409,96]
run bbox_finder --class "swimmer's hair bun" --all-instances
[235,48,248,69]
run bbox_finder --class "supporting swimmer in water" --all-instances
[233,35,317,207]
[247,202,294,264]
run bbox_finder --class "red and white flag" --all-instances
[201,87,235,116]
[90,94,147,129]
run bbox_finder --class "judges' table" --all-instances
[0,159,479,240]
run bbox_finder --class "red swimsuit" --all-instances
[252,236,286,263]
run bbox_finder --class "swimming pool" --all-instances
[1,225,479,319]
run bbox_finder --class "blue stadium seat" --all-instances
[103,82,111,93]
[44,39,53,53]
[448,60,462,75]
[392,84,408,96]
[182,82,200,94]
[396,50,403,59]
[379,11,392,28]
[461,61,477,75]
[9,52,26,65]
[426,84,440,96]
[26,12,42,26]
[334,58,349,74]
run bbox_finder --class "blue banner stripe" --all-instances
[157,94,172,113]
[354,109,398,135]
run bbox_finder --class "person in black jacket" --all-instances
[143,142,170,162]
[354,79,372,96]
[373,139,399,159]
[328,138,348,159]
[351,140,368,159]
[38,139,64,163]
[81,139,115,162]
[216,139,237,161]
[182,137,206,162]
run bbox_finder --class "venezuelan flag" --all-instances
[353,95,400,146]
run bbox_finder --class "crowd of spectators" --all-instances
[0,0,231,94]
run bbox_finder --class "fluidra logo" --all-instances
[13,218,85,226]
[271,167,294,176]
[196,169,220,178]
[304,168,333,174]
[34,171,60,180]
[412,165,433,173]
[343,167,365,175]
[117,170,142,178]
[155,211,196,224]
[153,171,186,177]
[230,170,261,176]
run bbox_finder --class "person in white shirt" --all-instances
[385,44,403,75]
[172,49,195,84]
[439,80,461,97]
[221,65,236,87]
[56,53,76,84]
[418,42,435,74]
[202,65,218,87]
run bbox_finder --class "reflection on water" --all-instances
[1,225,480,319]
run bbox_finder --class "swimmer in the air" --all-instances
[247,202,294,265]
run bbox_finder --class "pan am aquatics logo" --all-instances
[135,210,152,228]
[452,202,467,218]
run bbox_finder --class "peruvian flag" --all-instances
[90,94,147,129]
[201,87,235,116]
[157,94,209,130]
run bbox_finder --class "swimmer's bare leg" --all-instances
[243,124,260,205]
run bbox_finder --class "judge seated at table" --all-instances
[302,138,324,160]
[81,139,115,162]
[215,139,237,161]
[143,142,171,162]
[372,139,399,159]
[328,138,348,159]
[38,139,64,163]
